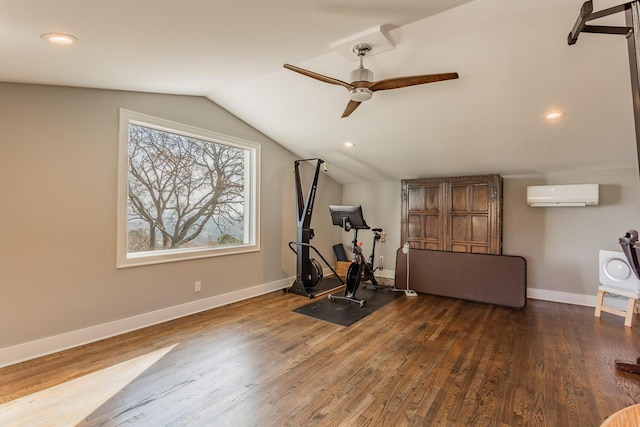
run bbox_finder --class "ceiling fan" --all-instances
[284,43,459,118]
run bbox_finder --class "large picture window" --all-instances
[117,109,260,268]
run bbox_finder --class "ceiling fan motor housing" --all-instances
[350,67,373,83]
[349,67,374,101]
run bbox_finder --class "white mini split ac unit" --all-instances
[526,184,599,207]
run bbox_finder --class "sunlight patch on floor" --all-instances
[0,344,177,426]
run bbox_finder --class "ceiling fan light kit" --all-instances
[349,88,373,102]
[284,43,459,118]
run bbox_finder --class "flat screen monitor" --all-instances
[329,205,369,231]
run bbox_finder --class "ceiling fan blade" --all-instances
[342,100,362,118]
[284,64,354,90]
[369,72,459,92]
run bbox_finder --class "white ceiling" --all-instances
[2,0,637,184]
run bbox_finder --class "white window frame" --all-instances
[117,109,260,268]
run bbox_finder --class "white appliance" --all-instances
[527,184,599,207]
[599,250,640,292]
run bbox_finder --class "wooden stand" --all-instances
[334,261,351,280]
[594,286,640,327]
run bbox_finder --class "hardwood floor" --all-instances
[2,289,640,426]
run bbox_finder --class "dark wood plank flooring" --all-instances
[2,290,640,426]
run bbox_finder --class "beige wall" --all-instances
[504,168,640,296]
[0,83,342,350]
[342,169,640,299]
[341,182,401,276]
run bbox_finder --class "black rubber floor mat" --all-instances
[292,287,404,327]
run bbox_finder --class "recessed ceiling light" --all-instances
[344,141,355,148]
[543,111,565,120]
[41,33,78,45]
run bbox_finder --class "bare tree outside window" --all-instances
[117,110,260,268]
[127,124,245,252]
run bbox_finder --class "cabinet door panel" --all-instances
[450,215,469,241]
[471,245,489,254]
[402,183,444,249]
[425,187,440,210]
[471,185,490,211]
[408,215,423,238]
[408,187,426,211]
[425,215,440,239]
[401,175,502,255]
[471,216,488,242]
[450,186,468,211]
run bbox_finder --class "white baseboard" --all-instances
[0,277,292,369]
[324,266,395,280]
[527,287,635,311]
[377,268,395,280]
[527,287,597,307]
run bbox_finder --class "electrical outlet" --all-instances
[195,281,202,292]
[379,255,384,271]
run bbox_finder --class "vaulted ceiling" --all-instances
[2,0,637,183]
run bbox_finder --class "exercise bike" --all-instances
[327,205,386,306]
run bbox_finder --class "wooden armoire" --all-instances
[400,174,503,254]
